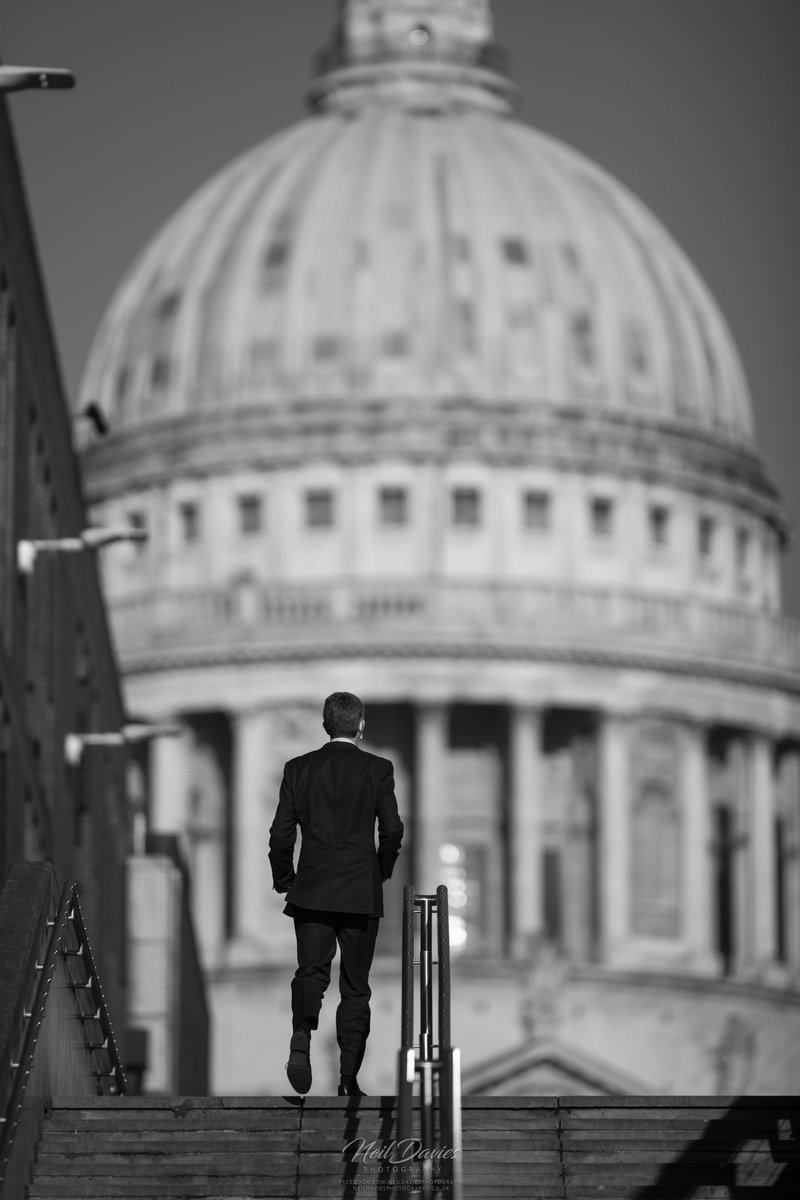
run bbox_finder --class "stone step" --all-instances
[25,1096,800,1200]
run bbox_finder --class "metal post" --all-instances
[448,1046,464,1200]
[418,894,435,1196]
[401,885,415,1050]
[437,884,451,1049]
[394,886,462,1199]
[418,897,434,1063]
[397,886,416,1142]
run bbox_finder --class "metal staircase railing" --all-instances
[0,875,126,1198]
[396,884,463,1200]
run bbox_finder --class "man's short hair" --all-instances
[323,692,365,738]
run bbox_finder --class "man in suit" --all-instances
[269,692,404,1096]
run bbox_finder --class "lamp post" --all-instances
[64,723,183,767]
[74,401,110,437]
[0,66,75,92]
[17,526,148,574]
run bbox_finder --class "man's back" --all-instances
[269,741,404,916]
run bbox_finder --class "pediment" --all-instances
[462,1036,652,1097]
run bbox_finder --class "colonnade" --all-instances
[145,698,800,982]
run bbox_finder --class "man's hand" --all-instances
[273,871,296,894]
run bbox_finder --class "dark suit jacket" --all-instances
[268,741,404,917]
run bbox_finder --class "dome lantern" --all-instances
[335,0,494,62]
[309,0,518,113]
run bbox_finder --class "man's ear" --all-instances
[358,718,365,734]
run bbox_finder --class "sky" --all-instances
[2,1,800,613]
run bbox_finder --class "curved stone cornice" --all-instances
[81,401,786,533]
[109,580,800,698]
[307,59,520,115]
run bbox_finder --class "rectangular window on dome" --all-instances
[590,496,614,539]
[735,526,753,591]
[179,501,200,545]
[238,494,263,536]
[455,300,476,355]
[523,489,551,532]
[379,486,409,527]
[313,335,341,362]
[698,515,715,562]
[649,504,670,549]
[155,290,181,321]
[264,241,289,269]
[452,486,482,527]
[736,527,750,570]
[571,311,595,369]
[151,355,172,389]
[306,489,335,529]
[261,241,291,292]
[501,237,529,266]
[626,321,651,378]
[381,331,410,358]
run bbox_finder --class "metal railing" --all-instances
[396,884,463,1200]
[0,878,126,1197]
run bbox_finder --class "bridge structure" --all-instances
[1,865,799,1199]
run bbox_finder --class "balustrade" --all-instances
[108,580,800,681]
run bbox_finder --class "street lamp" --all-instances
[74,401,110,437]
[0,66,75,93]
[17,526,148,574]
[64,723,182,766]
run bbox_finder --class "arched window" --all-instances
[632,780,681,937]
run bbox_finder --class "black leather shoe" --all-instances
[286,1030,312,1095]
[338,1077,366,1096]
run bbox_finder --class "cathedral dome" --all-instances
[77,3,800,1101]
[81,3,755,449]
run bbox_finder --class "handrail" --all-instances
[396,884,463,1200]
[66,887,128,1094]
[0,879,126,1196]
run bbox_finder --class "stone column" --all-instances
[598,711,630,965]
[231,707,296,958]
[232,708,271,947]
[415,702,449,894]
[149,719,190,835]
[509,705,544,957]
[681,720,717,972]
[750,733,776,971]
[185,733,230,967]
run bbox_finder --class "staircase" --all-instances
[26,1095,800,1199]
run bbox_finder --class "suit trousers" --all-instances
[291,907,380,1078]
